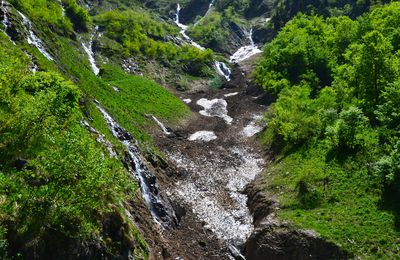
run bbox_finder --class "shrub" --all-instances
[327,106,377,151]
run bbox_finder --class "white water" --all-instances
[197,98,233,124]
[152,115,173,136]
[215,61,232,81]
[82,27,100,75]
[95,102,173,227]
[188,131,217,142]
[230,28,262,63]
[174,4,205,51]
[17,11,54,61]
[1,0,13,43]
[174,4,231,81]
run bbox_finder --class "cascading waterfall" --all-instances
[94,101,177,228]
[1,0,14,43]
[215,61,232,81]
[174,3,205,51]
[81,27,100,75]
[17,10,54,61]
[174,3,231,81]
[230,27,262,63]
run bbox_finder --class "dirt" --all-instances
[143,61,270,259]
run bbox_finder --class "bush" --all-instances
[327,106,377,151]
[268,85,336,145]
[62,0,91,32]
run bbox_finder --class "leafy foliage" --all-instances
[257,2,400,258]
[95,10,214,76]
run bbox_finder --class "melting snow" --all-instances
[224,92,239,97]
[197,98,233,124]
[182,98,192,104]
[188,131,217,142]
[168,146,264,245]
[243,115,264,137]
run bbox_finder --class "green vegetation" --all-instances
[257,2,400,258]
[1,0,191,258]
[0,33,148,258]
[95,10,214,76]
[187,3,249,53]
[9,0,74,35]
[62,0,91,32]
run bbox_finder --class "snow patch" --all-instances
[188,131,217,142]
[243,115,264,137]
[224,92,239,97]
[197,98,233,124]
[182,98,192,104]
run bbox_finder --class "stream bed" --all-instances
[154,77,267,258]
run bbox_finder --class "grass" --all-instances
[1,5,190,257]
[262,139,400,259]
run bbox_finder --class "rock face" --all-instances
[179,0,211,24]
[245,221,349,260]
[244,180,349,260]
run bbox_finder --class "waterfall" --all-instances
[81,27,100,75]
[230,27,262,63]
[17,10,54,61]
[94,101,176,227]
[152,116,173,136]
[174,4,205,51]
[1,0,14,43]
[215,61,231,81]
[174,3,231,81]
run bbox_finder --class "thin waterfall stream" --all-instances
[17,10,54,61]
[81,27,100,75]
[1,0,13,43]
[174,3,231,81]
[230,28,262,63]
[94,101,177,228]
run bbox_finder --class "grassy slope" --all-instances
[1,0,190,258]
[262,139,400,259]
[256,2,400,259]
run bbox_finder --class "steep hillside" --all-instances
[251,2,400,259]
[1,0,399,259]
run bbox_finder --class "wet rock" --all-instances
[179,0,211,24]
